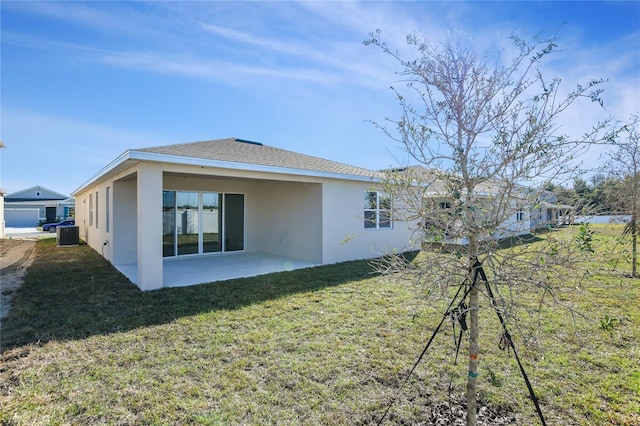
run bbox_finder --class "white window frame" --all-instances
[364,190,392,230]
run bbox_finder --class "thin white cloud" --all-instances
[97,48,341,85]
[2,1,179,46]
[2,29,341,86]
[198,22,311,58]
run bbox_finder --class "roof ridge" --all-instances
[138,137,238,152]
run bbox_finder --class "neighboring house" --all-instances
[531,191,575,229]
[391,166,534,245]
[4,186,75,227]
[72,138,415,291]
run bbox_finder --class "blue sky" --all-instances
[1,1,638,196]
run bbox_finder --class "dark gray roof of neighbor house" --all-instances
[137,138,377,178]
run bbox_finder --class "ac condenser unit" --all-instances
[57,226,80,246]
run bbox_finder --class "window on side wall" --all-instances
[106,187,110,233]
[89,193,94,227]
[95,191,99,229]
[364,190,392,229]
[516,211,525,222]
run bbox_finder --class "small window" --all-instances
[89,194,94,226]
[364,190,392,229]
[95,191,99,229]
[106,187,110,233]
[516,211,525,222]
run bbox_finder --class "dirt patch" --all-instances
[1,239,36,324]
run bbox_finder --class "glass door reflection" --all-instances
[202,193,222,253]
[224,193,244,251]
[176,191,199,255]
[162,191,176,257]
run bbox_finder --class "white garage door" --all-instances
[5,209,40,227]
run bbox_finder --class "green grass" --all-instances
[1,226,639,425]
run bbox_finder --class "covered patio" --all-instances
[73,138,410,291]
[115,252,319,288]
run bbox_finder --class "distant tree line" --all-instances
[544,174,637,216]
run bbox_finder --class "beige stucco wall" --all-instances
[112,177,137,264]
[76,162,164,290]
[257,181,323,263]
[136,164,163,289]
[321,180,415,264]
[76,171,130,258]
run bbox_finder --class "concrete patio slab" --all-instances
[115,252,318,288]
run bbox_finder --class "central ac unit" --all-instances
[57,226,80,246]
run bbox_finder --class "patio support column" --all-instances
[136,164,163,290]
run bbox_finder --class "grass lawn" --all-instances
[1,225,638,425]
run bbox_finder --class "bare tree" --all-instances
[365,31,610,425]
[604,114,640,277]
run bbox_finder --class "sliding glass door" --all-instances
[224,193,244,252]
[163,191,244,257]
[163,191,176,257]
[202,192,222,253]
[177,192,199,255]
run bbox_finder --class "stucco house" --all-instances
[4,186,74,227]
[72,138,415,291]
[421,182,574,245]
[386,167,534,245]
[531,191,575,229]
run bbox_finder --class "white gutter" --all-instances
[72,149,378,196]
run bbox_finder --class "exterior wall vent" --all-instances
[57,226,80,246]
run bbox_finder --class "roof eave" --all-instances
[72,150,379,196]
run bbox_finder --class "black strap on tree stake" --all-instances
[377,260,547,426]
[376,279,474,426]
[471,258,547,426]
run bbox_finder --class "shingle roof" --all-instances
[137,138,376,178]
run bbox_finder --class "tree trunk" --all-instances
[466,286,479,425]
[466,236,479,426]
[632,214,637,277]
[632,169,638,278]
